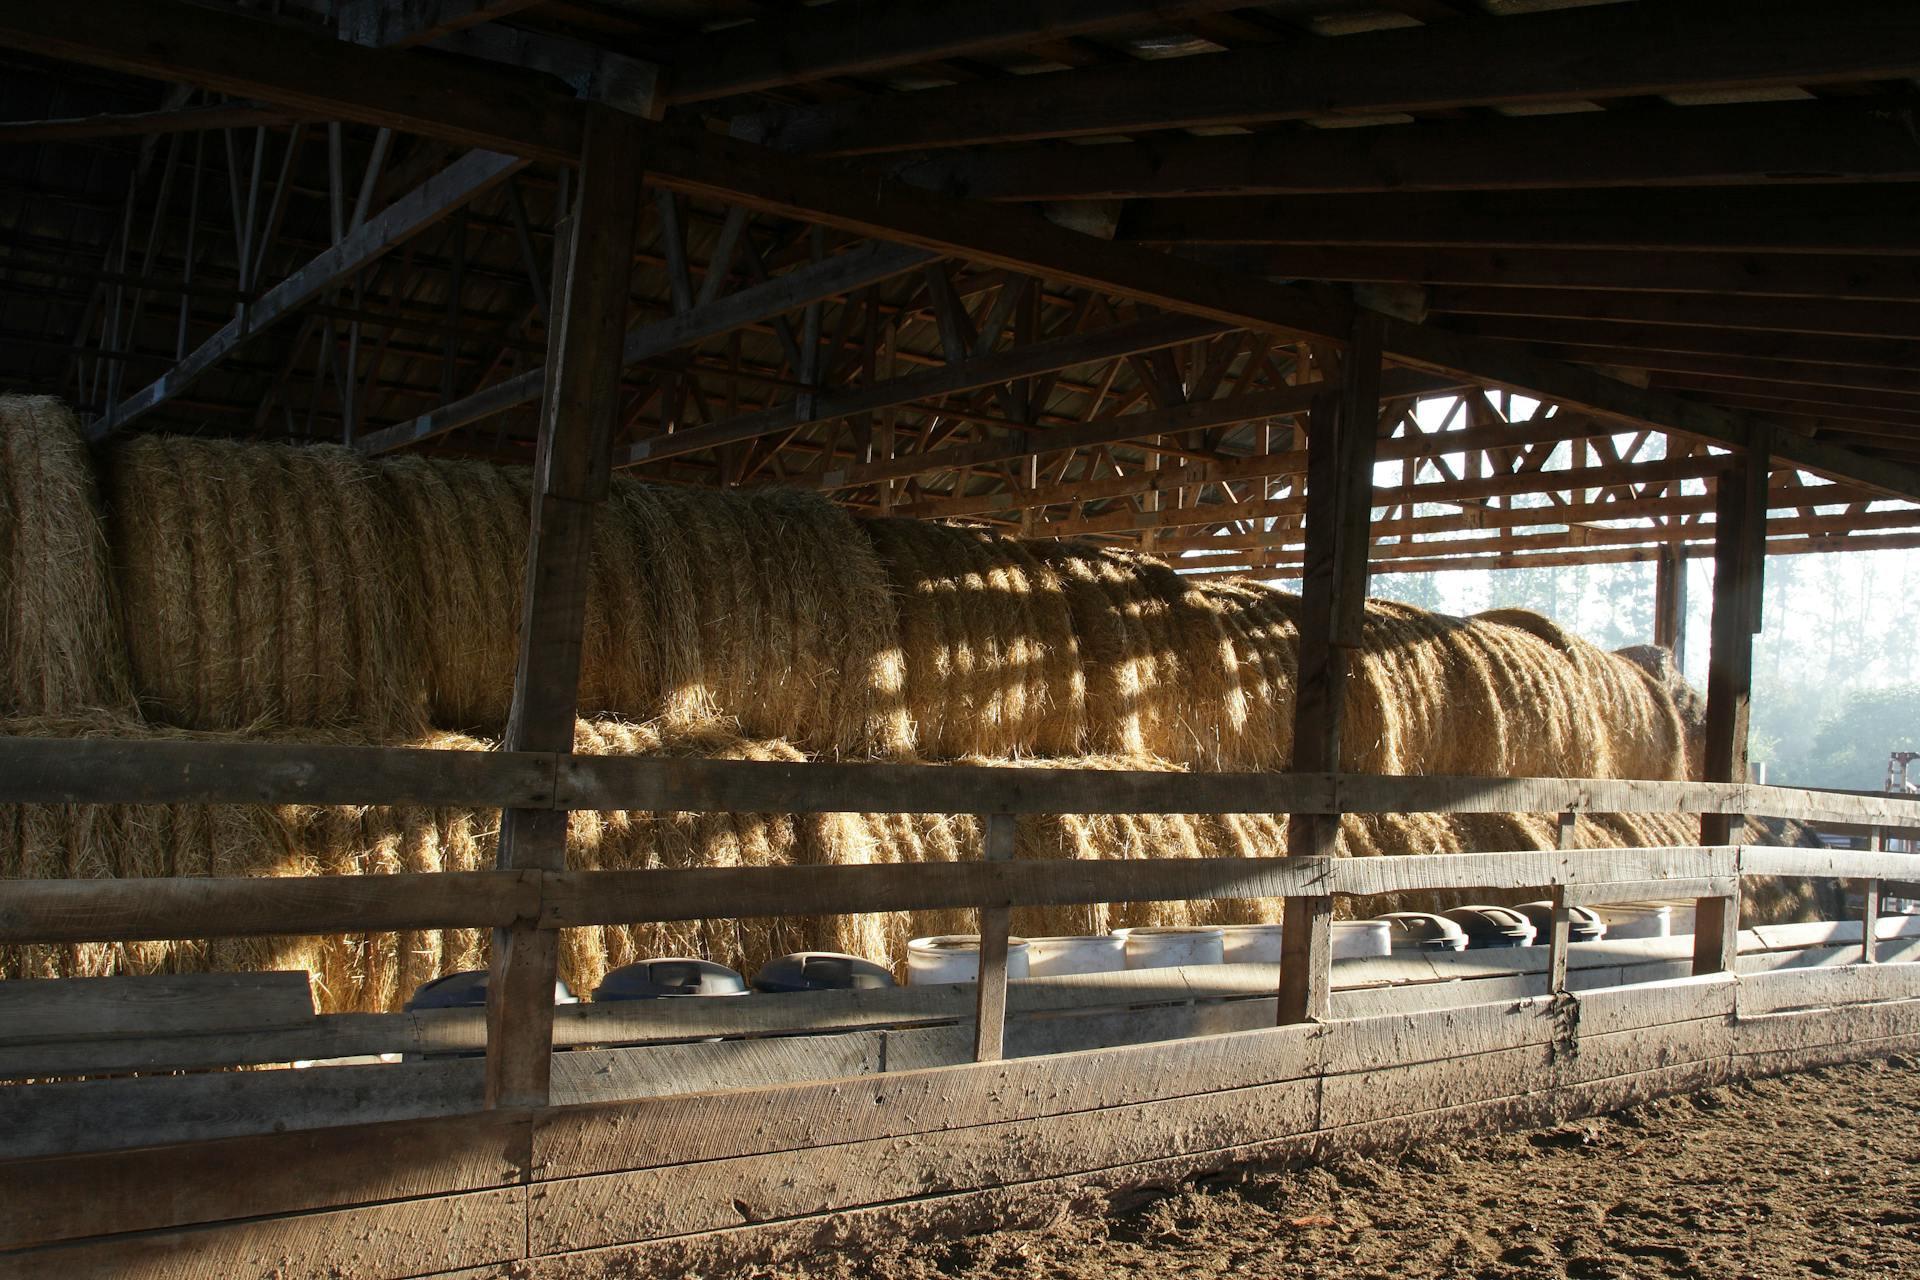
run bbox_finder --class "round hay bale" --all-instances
[376,456,530,734]
[1034,543,1238,768]
[863,518,1086,759]
[1615,643,1708,780]
[0,396,134,717]
[108,435,427,738]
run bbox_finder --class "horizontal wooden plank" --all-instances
[0,1110,530,1250]
[1562,875,1736,908]
[0,971,314,1045]
[513,1056,1730,1280]
[0,1187,526,1280]
[0,1057,482,1160]
[1332,846,1734,897]
[541,857,1323,927]
[1739,844,1920,880]
[1734,960,1920,1014]
[0,841,1884,954]
[556,754,1336,815]
[1,737,1917,828]
[0,871,538,944]
[528,1076,1321,1256]
[0,737,556,807]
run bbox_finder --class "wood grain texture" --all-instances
[0,1188,526,1280]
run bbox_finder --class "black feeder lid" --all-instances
[1443,905,1539,949]
[594,958,750,1000]
[405,969,577,1011]
[1374,911,1470,952]
[752,951,897,994]
[1512,900,1608,943]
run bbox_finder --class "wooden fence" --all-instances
[1,735,1919,1277]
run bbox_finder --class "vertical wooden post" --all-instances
[973,812,1016,1062]
[484,109,644,1110]
[1653,540,1687,668]
[1695,429,1768,977]
[1863,825,1883,965]
[1280,311,1384,1025]
[1547,809,1576,994]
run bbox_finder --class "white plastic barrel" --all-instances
[905,935,1031,984]
[1112,926,1225,969]
[1331,920,1393,959]
[1595,902,1673,939]
[1217,923,1286,964]
[1025,934,1127,976]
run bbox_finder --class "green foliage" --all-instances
[1769,683,1920,791]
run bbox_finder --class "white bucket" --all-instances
[1657,901,1698,936]
[1217,923,1286,965]
[905,935,1031,985]
[1025,934,1128,976]
[1595,903,1673,939]
[1332,920,1392,959]
[1112,926,1225,969]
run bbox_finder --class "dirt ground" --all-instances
[771,1056,1920,1280]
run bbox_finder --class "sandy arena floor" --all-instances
[771,1056,1920,1280]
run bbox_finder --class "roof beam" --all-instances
[97,148,526,437]
[895,101,1920,201]
[736,0,1920,155]
[618,310,1235,470]
[894,408,1607,521]
[1425,287,1920,341]
[816,368,1460,493]
[661,0,1265,106]
[1182,246,1920,304]
[1544,349,1920,399]
[1446,317,1920,372]
[336,0,541,49]
[1164,508,1920,559]
[1204,530,1920,578]
[0,102,302,144]
[12,0,1917,499]
[1119,186,1920,254]
[354,240,939,455]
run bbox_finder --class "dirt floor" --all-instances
[771,1056,1920,1280]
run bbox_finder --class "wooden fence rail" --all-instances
[5,737,1920,826]
[0,845,1901,947]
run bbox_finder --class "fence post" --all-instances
[482,108,644,1109]
[1862,824,1883,965]
[973,811,1016,1062]
[1548,809,1576,993]
[1695,425,1767,977]
[1279,311,1383,1025]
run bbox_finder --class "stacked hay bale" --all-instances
[0,405,1834,1010]
[1033,543,1242,767]
[1476,608,1686,780]
[863,518,1087,758]
[370,459,914,755]
[109,435,429,738]
[0,397,134,718]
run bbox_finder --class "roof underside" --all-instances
[2,0,1918,576]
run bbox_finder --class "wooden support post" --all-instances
[1862,825,1883,964]
[973,812,1016,1063]
[1547,809,1577,993]
[1654,539,1687,667]
[1280,312,1384,1025]
[484,109,643,1110]
[1696,428,1769,977]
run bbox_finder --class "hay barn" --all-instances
[1,1,1919,1275]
